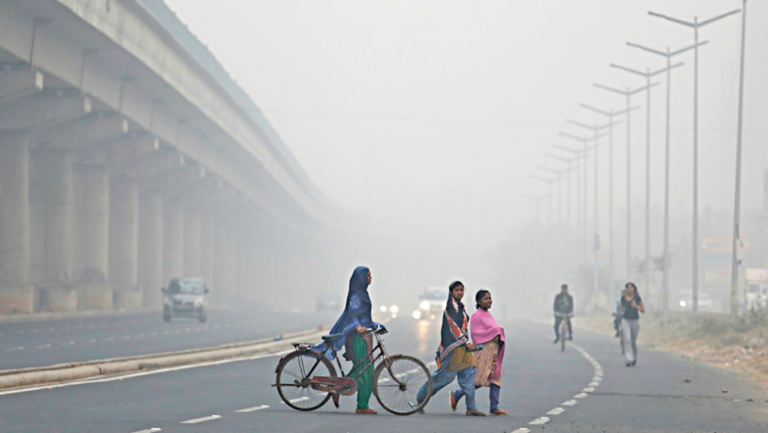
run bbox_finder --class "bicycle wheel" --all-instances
[373,355,432,415]
[275,350,337,411]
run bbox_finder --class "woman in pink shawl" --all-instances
[449,289,507,416]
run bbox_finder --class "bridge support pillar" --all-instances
[73,165,112,310]
[200,217,215,296]
[163,200,184,282]
[109,177,140,308]
[139,192,163,307]
[29,148,76,312]
[183,208,201,277]
[0,133,33,314]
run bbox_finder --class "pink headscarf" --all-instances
[470,308,506,378]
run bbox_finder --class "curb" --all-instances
[0,326,327,391]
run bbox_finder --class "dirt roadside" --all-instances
[579,311,768,393]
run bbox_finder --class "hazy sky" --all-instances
[164,0,767,241]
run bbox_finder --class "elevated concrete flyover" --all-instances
[0,0,347,314]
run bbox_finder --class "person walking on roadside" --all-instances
[313,266,385,414]
[450,289,508,416]
[553,284,574,343]
[415,281,485,416]
[621,282,645,367]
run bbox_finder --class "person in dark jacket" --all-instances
[553,284,574,343]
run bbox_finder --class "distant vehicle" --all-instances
[744,268,768,311]
[316,292,342,313]
[412,286,446,320]
[162,278,209,323]
[676,290,713,311]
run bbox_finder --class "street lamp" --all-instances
[580,103,640,294]
[649,6,742,313]
[609,62,682,299]
[521,193,552,223]
[530,174,561,225]
[730,0,749,316]
[626,41,704,323]
[593,82,658,282]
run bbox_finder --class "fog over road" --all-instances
[0,309,336,371]
[0,315,764,433]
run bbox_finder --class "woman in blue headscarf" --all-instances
[315,266,384,414]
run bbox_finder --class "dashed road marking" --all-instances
[6,346,24,351]
[181,415,221,424]
[547,407,565,415]
[131,428,161,433]
[511,429,530,433]
[582,387,595,392]
[574,392,588,398]
[562,399,577,406]
[588,381,600,386]
[529,416,550,425]
[235,405,269,413]
[280,396,310,404]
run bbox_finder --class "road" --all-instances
[0,315,765,432]
[0,307,338,370]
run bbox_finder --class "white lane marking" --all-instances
[588,381,600,386]
[394,368,419,378]
[574,393,588,399]
[235,405,269,413]
[547,407,565,415]
[378,378,390,383]
[280,396,310,404]
[582,387,595,392]
[131,428,161,433]
[181,415,221,424]
[529,416,550,425]
[512,429,530,433]
[562,399,577,406]
[6,346,24,351]
[35,344,52,349]
[426,361,436,367]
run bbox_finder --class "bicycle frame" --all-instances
[294,329,400,386]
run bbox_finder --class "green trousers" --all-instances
[350,334,372,409]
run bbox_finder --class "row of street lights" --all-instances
[529,3,748,318]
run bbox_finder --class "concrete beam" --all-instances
[0,92,91,131]
[0,69,43,105]
[112,150,184,180]
[30,113,128,149]
[76,134,160,166]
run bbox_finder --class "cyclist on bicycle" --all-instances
[553,284,573,343]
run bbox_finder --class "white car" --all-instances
[413,286,446,320]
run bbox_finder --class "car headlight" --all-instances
[412,310,421,320]
[419,301,430,310]
[380,306,387,312]
[390,305,399,314]
[679,300,686,307]
[194,298,204,306]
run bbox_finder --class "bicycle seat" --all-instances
[321,333,343,343]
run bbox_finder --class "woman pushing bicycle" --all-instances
[313,266,384,414]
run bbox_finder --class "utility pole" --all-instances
[539,165,572,225]
[530,174,561,226]
[580,103,640,296]
[649,7,742,313]
[567,120,622,306]
[521,193,551,223]
[609,62,682,301]
[547,152,587,264]
[627,41,705,324]
[731,0,748,316]
[594,82,658,283]
[558,132,607,263]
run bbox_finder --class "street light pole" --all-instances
[530,174,561,226]
[609,62,682,300]
[731,0,749,316]
[547,151,588,262]
[521,193,552,223]
[559,132,607,263]
[626,41,705,323]
[594,82,658,283]
[649,7,741,313]
[580,104,640,294]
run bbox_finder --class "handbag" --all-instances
[448,345,475,371]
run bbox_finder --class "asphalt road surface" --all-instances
[0,314,765,432]
[0,307,338,370]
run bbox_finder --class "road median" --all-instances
[0,326,328,391]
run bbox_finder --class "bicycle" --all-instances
[555,312,573,352]
[272,326,433,415]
